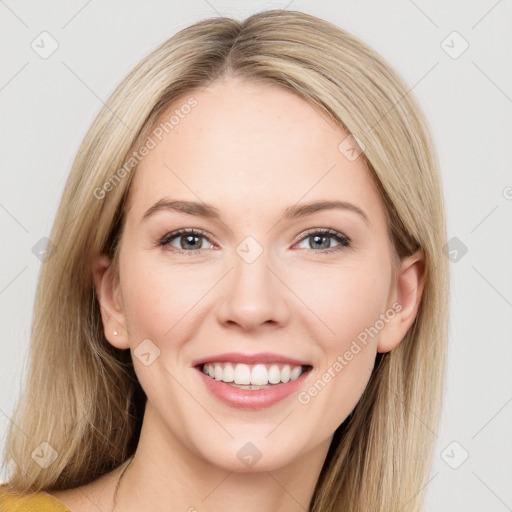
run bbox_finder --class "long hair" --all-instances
[1,10,449,511]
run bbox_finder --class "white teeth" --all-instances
[250,364,268,385]
[280,364,291,383]
[268,365,281,384]
[201,362,307,386]
[233,363,251,385]
[221,362,234,383]
[290,365,302,381]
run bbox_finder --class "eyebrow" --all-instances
[283,200,369,225]
[141,198,369,226]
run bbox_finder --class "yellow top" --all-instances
[0,486,71,512]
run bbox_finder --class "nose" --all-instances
[215,249,291,331]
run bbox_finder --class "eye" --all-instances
[295,229,351,254]
[157,228,215,254]
[157,227,351,255]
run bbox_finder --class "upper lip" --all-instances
[192,352,312,367]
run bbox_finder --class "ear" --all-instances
[92,254,130,349]
[377,248,425,353]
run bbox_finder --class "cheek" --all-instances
[291,257,392,347]
[291,260,390,424]
[120,252,214,341]
[118,253,213,412]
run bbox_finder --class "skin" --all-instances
[50,77,424,511]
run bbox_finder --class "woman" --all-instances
[0,9,449,512]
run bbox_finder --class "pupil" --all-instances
[311,235,329,249]
[182,235,200,250]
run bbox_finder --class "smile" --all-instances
[194,363,313,410]
[200,362,309,388]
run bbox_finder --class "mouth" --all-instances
[195,362,314,390]
[191,352,314,409]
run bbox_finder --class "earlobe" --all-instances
[377,248,425,353]
[92,254,129,350]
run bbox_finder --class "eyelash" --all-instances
[156,228,351,255]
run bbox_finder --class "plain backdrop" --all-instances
[1,1,511,510]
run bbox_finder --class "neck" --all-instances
[116,402,330,512]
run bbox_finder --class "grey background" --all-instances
[1,1,511,510]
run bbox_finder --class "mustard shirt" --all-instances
[0,486,71,512]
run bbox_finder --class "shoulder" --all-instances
[0,485,72,512]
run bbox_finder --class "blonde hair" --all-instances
[2,10,449,511]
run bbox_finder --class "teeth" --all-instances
[201,362,306,386]
[222,362,234,383]
[214,363,223,381]
[250,364,267,385]
[268,365,281,384]
[233,363,251,384]
[281,365,291,383]
[290,366,302,381]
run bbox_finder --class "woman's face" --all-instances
[96,77,421,472]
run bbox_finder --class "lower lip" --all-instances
[196,367,312,411]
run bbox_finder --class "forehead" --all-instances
[126,78,386,229]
